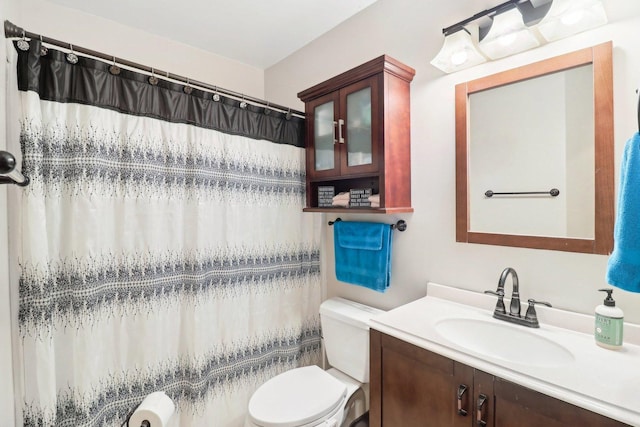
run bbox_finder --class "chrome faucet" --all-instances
[484,267,551,328]
[500,267,520,317]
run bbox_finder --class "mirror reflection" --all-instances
[469,64,594,239]
[455,42,614,254]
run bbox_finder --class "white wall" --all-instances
[16,0,265,98]
[0,0,269,422]
[265,0,640,322]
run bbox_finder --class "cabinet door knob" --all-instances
[476,394,488,426]
[338,119,345,144]
[456,384,468,416]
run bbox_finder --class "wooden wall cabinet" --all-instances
[370,330,630,427]
[298,55,415,213]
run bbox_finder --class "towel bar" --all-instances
[328,217,407,232]
[0,150,29,186]
[484,188,559,198]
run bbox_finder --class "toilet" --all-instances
[246,297,384,427]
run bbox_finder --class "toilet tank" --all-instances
[319,297,385,383]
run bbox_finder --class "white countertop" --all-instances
[369,283,640,426]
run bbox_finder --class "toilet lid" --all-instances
[248,365,347,427]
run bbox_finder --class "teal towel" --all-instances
[334,221,392,292]
[606,132,640,293]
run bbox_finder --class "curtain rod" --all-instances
[3,20,305,118]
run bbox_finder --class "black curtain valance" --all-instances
[15,40,304,147]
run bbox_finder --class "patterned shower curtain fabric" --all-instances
[9,40,321,426]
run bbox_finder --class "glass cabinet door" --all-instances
[346,87,372,167]
[313,100,336,171]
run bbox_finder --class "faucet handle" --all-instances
[524,299,552,323]
[484,290,506,314]
[484,289,505,297]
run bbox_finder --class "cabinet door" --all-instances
[492,377,630,427]
[370,331,473,427]
[306,91,340,179]
[339,76,380,176]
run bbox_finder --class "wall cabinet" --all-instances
[369,330,630,427]
[298,55,415,213]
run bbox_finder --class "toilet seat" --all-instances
[248,365,347,427]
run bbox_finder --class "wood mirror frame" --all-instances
[456,42,614,254]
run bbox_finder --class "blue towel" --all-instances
[334,221,392,292]
[606,132,640,293]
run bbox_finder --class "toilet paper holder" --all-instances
[121,402,151,427]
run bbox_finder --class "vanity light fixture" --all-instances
[430,25,487,73]
[479,6,540,60]
[431,0,608,73]
[536,0,608,42]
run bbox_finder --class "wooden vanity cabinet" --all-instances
[370,330,630,427]
[297,55,415,213]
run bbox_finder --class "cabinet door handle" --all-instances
[332,120,338,144]
[338,119,345,144]
[456,384,468,416]
[476,394,488,427]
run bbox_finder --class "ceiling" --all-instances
[47,0,380,69]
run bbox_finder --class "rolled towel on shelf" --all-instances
[332,191,350,201]
[332,191,350,207]
[368,193,380,203]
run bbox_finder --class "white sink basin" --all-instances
[435,318,575,367]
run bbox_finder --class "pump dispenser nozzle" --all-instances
[598,288,616,307]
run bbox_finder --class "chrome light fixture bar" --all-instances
[431,0,608,73]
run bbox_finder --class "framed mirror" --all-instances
[456,42,614,254]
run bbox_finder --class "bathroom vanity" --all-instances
[368,283,639,427]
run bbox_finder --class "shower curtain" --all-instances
[6,40,322,427]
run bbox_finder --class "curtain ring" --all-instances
[239,95,248,109]
[183,78,193,94]
[39,35,48,56]
[16,30,30,51]
[66,43,79,64]
[149,67,159,85]
[109,56,121,75]
[213,86,221,102]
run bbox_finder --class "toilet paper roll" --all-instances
[129,391,175,427]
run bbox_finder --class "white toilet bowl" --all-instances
[245,298,383,427]
[246,366,360,427]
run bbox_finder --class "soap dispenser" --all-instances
[595,288,624,350]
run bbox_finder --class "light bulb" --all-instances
[451,50,469,66]
[498,33,517,46]
[561,9,584,26]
